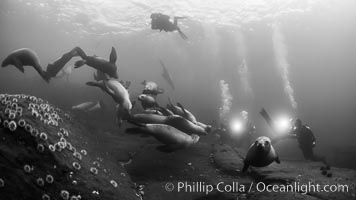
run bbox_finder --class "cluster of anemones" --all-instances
[25,95,63,128]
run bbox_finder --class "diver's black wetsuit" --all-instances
[150,13,188,39]
[292,125,316,160]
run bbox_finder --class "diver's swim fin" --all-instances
[177,28,188,40]
[260,108,274,131]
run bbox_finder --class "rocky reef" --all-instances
[0,93,139,200]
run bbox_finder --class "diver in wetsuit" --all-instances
[150,13,188,40]
[290,119,326,162]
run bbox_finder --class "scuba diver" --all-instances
[150,13,188,40]
[290,119,316,160]
[290,119,327,164]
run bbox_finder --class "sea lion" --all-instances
[46,47,78,80]
[125,113,166,124]
[166,99,197,124]
[86,79,131,126]
[243,136,280,172]
[74,46,119,79]
[127,114,208,136]
[71,101,96,111]
[142,80,164,95]
[105,79,132,126]
[138,94,158,110]
[71,100,105,112]
[165,115,208,136]
[126,123,200,152]
[159,60,175,90]
[2,48,49,82]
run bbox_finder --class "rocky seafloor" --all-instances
[0,93,355,200]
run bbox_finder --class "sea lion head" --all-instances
[138,94,155,102]
[1,56,11,67]
[255,136,271,152]
[138,94,146,101]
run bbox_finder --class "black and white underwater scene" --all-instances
[1,0,356,199]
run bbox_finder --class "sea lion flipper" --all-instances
[242,162,249,173]
[177,103,187,115]
[16,65,25,73]
[275,156,281,164]
[109,47,117,64]
[13,59,25,73]
[86,81,100,87]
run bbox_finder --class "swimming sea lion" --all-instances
[86,79,131,126]
[142,80,164,95]
[243,136,280,172]
[2,48,49,82]
[166,99,197,124]
[126,123,200,153]
[71,101,96,111]
[125,113,166,124]
[138,94,158,109]
[165,115,208,136]
[127,113,208,136]
[105,79,132,126]
[74,46,119,79]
